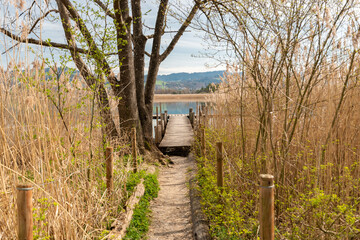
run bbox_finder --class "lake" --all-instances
[153,102,204,115]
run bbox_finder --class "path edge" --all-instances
[188,153,211,240]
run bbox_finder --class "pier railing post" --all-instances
[189,108,195,128]
[156,106,159,128]
[259,174,275,240]
[156,123,162,144]
[17,184,33,240]
[106,147,114,195]
[216,142,223,191]
[154,126,159,144]
[164,110,168,126]
[161,114,165,136]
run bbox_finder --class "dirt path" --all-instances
[147,155,194,240]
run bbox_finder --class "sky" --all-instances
[0,0,225,75]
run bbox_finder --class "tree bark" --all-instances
[131,0,152,148]
[114,0,140,137]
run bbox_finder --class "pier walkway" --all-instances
[158,115,194,153]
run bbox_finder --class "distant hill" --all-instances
[155,71,224,82]
[39,68,224,92]
[148,70,225,92]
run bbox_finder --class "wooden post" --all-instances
[198,109,202,134]
[155,124,162,144]
[164,110,168,126]
[132,128,137,173]
[154,126,159,144]
[259,174,275,240]
[160,103,162,116]
[196,102,199,129]
[17,184,33,240]
[156,106,159,128]
[201,128,206,158]
[106,147,113,195]
[216,142,223,190]
[161,113,165,135]
[189,108,194,127]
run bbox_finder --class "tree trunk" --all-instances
[114,0,140,139]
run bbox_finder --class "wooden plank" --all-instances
[159,116,194,148]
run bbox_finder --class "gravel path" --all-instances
[147,156,194,240]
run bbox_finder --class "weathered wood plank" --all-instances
[159,116,194,148]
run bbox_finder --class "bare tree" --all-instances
[1,0,204,158]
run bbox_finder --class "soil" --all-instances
[147,156,194,240]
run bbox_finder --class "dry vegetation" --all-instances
[195,0,360,239]
[154,93,212,102]
[199,67,360,238]
[0,63,135,239]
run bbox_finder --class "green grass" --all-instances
[123,171,160,240]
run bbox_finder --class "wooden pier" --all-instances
[158,115,194,154]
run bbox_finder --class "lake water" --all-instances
[153,102,204,115]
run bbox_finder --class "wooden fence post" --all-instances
[201,128,206,158]
[216,142,223,190]
[17,184,33,240]
[106,147,114,195]
[259,174,275,240]
[189,108,194,127]
[132,128,137,173]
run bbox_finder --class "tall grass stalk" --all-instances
[0,63,130,239]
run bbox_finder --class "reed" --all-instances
[0,63,130,239]
[197,62,360,238]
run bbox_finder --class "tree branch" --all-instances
[0,27,88,54]
[59,0,120,89]
[159,2,201,62]
[93,0,115,19]
[29,9,59,34]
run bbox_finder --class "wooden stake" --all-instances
[259,174,275,240]
[132,128,137,173]
[106,147,114,195]
[216,142,223,190]
[17,184,33,240]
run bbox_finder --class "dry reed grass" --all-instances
[0,63,131,239]
[199,65,360,238]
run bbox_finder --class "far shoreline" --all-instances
[154,93,213,102]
